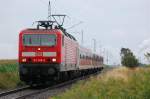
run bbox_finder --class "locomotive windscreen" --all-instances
[23,34,56,46]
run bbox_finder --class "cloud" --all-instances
[138,39,150,63]
[139,39,150,52]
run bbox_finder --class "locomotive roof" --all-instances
[21,28,77,41]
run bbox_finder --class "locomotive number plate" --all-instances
[35,52,43,56]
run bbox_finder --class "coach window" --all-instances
[80,54,82,59]
[83,55,85,59]
[86,56,88,60]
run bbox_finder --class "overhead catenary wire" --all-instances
[37,0,84,30]
[67,21,84,30]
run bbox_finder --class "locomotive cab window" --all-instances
[23,34,56,46]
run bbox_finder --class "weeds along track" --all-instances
[0,67,112,99]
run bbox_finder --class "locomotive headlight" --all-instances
[38,48,41,51]
[52,58,56,62]
[22,58,27,62]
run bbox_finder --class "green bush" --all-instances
[121,48,139,67]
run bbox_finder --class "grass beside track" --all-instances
[0,60,22,89]
[52,66,150,99]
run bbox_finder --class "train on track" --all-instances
[18,15,104,85]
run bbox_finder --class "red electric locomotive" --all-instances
[18,16,103,85]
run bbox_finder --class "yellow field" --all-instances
[0,59,17,65]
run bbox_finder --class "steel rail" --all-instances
[0,86,30,97]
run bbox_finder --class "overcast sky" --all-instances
[0,0,150,64]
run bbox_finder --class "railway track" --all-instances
[0,86,30,99]
[0,67,113,99]
[15,71,101,99]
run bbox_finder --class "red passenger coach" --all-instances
[18,20,104,85]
